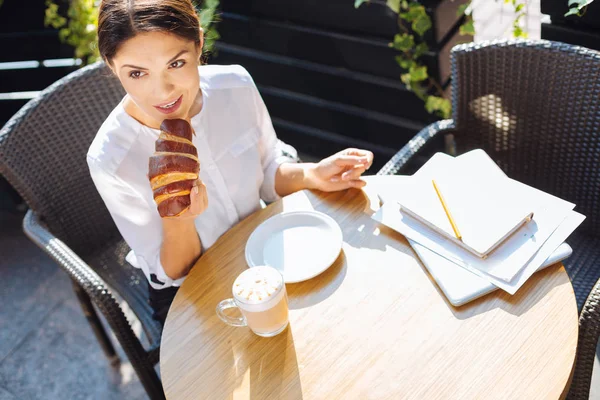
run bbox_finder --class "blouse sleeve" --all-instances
[251,84,299,203]
[87,156,186,289]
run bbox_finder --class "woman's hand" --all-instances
[306,148,374,192]
[159,178,207,280]
[169,178,208,220]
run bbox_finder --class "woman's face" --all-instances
[110,31,202,125]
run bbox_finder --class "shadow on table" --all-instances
[228,325,304,400]
[287,249,347,310]
[448,263,570,320]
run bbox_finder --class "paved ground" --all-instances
[0,209,148,400]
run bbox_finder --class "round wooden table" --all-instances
[160,179,578,400]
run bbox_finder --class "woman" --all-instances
[88,0,374,323]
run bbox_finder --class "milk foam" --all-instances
[233,266,284,312]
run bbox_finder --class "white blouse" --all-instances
[87,65,297,289]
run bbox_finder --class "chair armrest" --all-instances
[22,209,152,362]
[568,276,600,400]
[376,119,455,176]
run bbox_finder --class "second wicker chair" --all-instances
[377,39,600,400]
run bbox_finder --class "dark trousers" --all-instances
[148,283,179,325]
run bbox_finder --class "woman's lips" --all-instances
[154,95,183,115]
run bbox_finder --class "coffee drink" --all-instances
[217,266,289,337]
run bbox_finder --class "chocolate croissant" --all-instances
[148,119,199,217]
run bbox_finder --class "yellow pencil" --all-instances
[432,179,462,241]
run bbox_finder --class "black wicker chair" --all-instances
[0,62,165,399]
[377,40,600,400]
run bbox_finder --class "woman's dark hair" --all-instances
[98,0,202,64]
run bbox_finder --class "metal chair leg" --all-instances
[71,280,120,365]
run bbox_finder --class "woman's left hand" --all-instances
[306,148,374,192]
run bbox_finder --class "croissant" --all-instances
[148,119,199,217]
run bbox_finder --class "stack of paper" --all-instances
[371,149,585,296]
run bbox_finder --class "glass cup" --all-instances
[216,266,289,337]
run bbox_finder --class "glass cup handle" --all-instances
[216,298,247,327]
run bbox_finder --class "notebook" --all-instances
[395,156,535,258]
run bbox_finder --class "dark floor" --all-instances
[0,209,148,400]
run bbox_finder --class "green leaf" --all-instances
[409,65,428,81]
[513,26,528,38]
[515,4,524,12]
[414,42,429,58]
[425,96,442,113]
[412,14,432,36]
[456,3,469,17]
[355,0,369,8]
[386,0,400,13]
[425,96,452,118]
[395,56,415,70]
[439,99,452,118]
[459,19,475,36]
[400,73,413,87]
[411,84,427,100]
[58,29,69,41]
[393,33,415,52]
[400,3,426,21]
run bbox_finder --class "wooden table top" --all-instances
[160,177,578,400]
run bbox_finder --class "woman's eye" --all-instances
[170,60,186,69]
[129,70,146,79]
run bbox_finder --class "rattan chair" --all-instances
[0,62,163,399]
[377,40,600,400]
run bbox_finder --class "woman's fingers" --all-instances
[339,179,366,190]
[341,148,374,170]
[341,164,367,181]
[188,179,207,216]
[333,155,369,167]
[200,181,208,210]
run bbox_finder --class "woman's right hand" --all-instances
[166,178,208,220]
[159,178,206,280]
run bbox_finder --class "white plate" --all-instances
[245,211,343,283]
